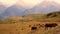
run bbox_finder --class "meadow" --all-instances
[0,12,60,34]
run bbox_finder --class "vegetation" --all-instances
[0,11,60,24]
[0,11,60,34]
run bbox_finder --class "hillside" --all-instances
[0,11,60,24]
[46,11,60,18]
[45,11,60,22]
[0,12,60,34]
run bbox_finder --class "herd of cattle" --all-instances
[29,23,58,30]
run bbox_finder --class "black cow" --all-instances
[45,23,58,30]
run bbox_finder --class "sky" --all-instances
[17,0,44,8]
[0,0,60,8]
[0,0,18,7]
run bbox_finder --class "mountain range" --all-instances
[0,5,26,19]
[24,1,60,14]
[0,0,60,19]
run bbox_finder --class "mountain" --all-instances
[24,0,60,14]
[0,5,26,19]
[0,5,7,19]
[0,0,60,19]
[0,5,6,14]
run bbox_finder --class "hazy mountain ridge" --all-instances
[0,5,26,19]
[0,0,60,19]
[24,1,60,14]
[0,5,6,14]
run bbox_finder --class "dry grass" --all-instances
[0,12,60,34]
[0,22,60,34]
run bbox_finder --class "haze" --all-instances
[0,0,60,8]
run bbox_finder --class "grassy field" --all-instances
[0,22,60,34]
[0,12,60,34]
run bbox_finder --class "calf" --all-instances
[45,23,58,30]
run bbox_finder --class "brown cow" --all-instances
[45,23,58,30]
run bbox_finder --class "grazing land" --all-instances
[0,12,60,34]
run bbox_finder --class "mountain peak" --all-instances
[24,1,60,14]
[0,5,26,19]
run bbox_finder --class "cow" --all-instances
[45,23,58,30]
[28,25,37,30]
[29,24,41,30]
[31,27,37,30]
